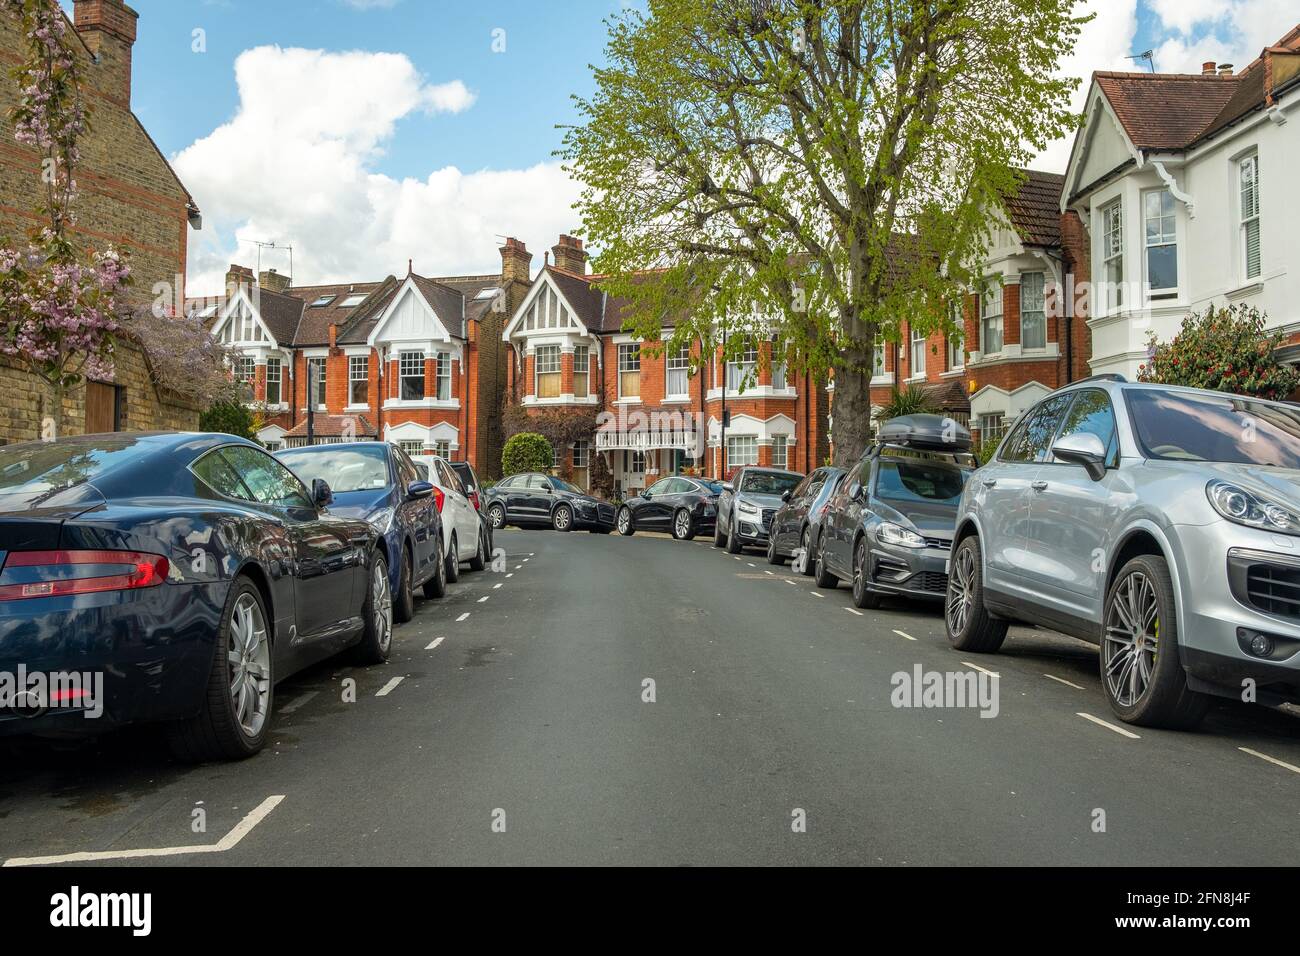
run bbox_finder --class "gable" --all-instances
[1068,90,1138,201]
[212,290,277,347]
[368,279,453,346]
[503,273,591,340]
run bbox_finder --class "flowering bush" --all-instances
[1138,304,1300,401]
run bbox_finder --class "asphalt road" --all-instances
[2,526,1298,866]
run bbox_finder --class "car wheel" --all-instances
[796,526,814,576]
[617,506,634,536]
[468,525,487,572]
[487,503,506,530]
[851,537,882,609]
[726,519,742,554]
[553,504,573,532]
[766,530,784,565]
[672,508,695,541]
[445,534,460,584]
[945,537,1008,653]
[1101,555,1209,729]
[393,545,415,623]
[168,577,273,762]
[813,534,837,589]
[353,551,393,665]
[422,534,447,599]
[713,514,726,548]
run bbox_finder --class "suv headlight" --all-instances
[1206,480,1300,536]
[737,499,758,515]
[877,522,926,548]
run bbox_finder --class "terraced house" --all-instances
[502,234,830,493]
[192,237,533,473]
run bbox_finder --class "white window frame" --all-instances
[726,435,758,467]
[572,345,589,398]
[771,435,788,469]
[872,334,886,377]
[432,439,451,459]
[1240,154,1261,282]
[399,351,425,401]
[264,357,282,405]
[1020,272,1047,350]
[572,439,590,469]
[618,343,641,399]
[535,345,561,399]
[1102,199,1124,312]
[235,355,255,384]
[909,326,926,377]
[398,439,424,457]
[435,351,452,402]
[306,357,327,409]
[981,284,1003,356]
[348,354,369,406]
[1142,187,1178,299]
[726,344,758,391]
[770,341,787,390]
[666,345,690,398]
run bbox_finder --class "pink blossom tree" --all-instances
[0,0,131,437]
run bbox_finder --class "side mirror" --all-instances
[311,478,333,508]
[1052,432,1108,481]
[408,480,434,500]
[642,491,652,500]
[722,482,734,494]
[781,490,792,503]
[849,481,864,502]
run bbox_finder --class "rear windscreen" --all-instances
[0,438,143,502]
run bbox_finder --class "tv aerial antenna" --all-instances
[1127,50,1155,73]
[240,238,294,281]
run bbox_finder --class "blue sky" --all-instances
[67,1,1296,292]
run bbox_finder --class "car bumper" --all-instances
[866,537,951,601]
[573,504,617,531]
[732,510,772,544]
[1172,523,1300,698]
[0,583,224,737]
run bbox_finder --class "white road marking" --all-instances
[1239,747,1300,775]
[514,565,522,570]
[764,570,774,575]
[747,562,756,567]
[493,582,502,589]
[845,608,864,616]
[892,629,917,641]
[375,676,405,697]
[477,596,489,603]
[456,612,470,623]
[528,553,535,556]
[784,579,797,585]
[278,691,318,715]
[1076,712,1140,739]
[506,573,514,578]
[809,591,824,598]
[1044,673,1085,690]
[523,558,530,562]
[3,795,285,867]
[961,661,1000,678]
[425,637,445,650]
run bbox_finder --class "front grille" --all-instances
[924,537,951,551]
[1245,563,1300,619]
[761,509,776,529]
[915,572,949,594]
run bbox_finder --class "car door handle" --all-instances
[1032,481,1048,492]
[982,479,997,488]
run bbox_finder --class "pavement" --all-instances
[1,526,1298,866]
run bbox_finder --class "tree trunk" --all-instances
[41,381,64,440]
[831,351,874,467]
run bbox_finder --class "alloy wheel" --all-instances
[853,540,865,601]
[947,546,975,637]
[373,560,393,653]
[1103,570,1159,707]
[489,505,505,529]
[675,510,690,539]
[617,508,631,535]
[228,592,271,738]
[555,505,571,530]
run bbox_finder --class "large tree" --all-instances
[563,0,1086,463]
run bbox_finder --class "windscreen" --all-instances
[876,460,969,504]
[1126,388,1300,466]
[278,446,391,493]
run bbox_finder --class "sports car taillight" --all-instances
[0,550,169,601]
[432,487,446,513]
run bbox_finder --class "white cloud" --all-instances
[176,46,580,295]
[342,0,401,9]
[1148,0,1298,73]
[1148,0,1230,36]
[1033,0,1140,172]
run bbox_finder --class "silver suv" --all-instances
[947,376,1300,729]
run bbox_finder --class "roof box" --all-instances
[876,414,972,452]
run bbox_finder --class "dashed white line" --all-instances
[477,596,489,603]
[784,578,797,585]
[763,570,774,575]
[747,562,756,567]
[2,794,286,867]
[514,565,522,570]
[892,629,917,641]
[456,612,470,623]
[809,591,824,598]
[1044,673,1085,690]
[375,676,405,697]
[425,637,445,650]
[523,558,530,563]
[844,607,863,616]
[1239,747,1300,775]
[961,660,1000,678]
[1076,712,1140,739]
[493,582,502,589]
[278,690,318,715]
[506,573,514,578]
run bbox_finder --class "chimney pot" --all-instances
[551,233,588,275]
[1202,60,1217,75]
[499,237,533,285]
[1218,63,1234,75]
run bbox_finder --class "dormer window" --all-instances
[339,293,366,308]
[1143,188,1178,299]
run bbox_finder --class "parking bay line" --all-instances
[1239,747,1300,775]
[493,582,502,589]
[961,661,999,678]
[456,612,470,623]
[892,629,917,641]
[1076,712,1140,739]
[425,637,445,650]
[279,690,318,715]
[478,596,489,603]
[844,608,864,617]
[809,591,824,598]
[1044,673,1085,690]
[3,794,286,867]
[375,676,405,697]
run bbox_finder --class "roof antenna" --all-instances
[1127,50,1155,73]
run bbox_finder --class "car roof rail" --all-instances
[1071,373,1127,385]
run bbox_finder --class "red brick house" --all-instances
[502,235,830,493]
[190,238,532,475]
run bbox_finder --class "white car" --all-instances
[423,455,489,577]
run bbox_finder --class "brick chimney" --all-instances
[74,0,139,105]
[1202,60,1217,75]
[499,237,532,285]
[259,268,291,294]
[225,264,254,295]
[551,234,587,275]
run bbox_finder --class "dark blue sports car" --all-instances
[276,441,444,622]
[0,432,389,761]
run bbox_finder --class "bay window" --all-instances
[348,355,368,406]
[1143,188,1178,297]
[1102,199,1124,311]
[981,284,1003,356]
[726,435,758,467]
[435,351,451,401]
[535,345,561,398]
[910,326,926,377]
[726,344,758,391]
[1020,272,1046,350]
[666,345,690,397]
[265,357,282,405]
[618,343,640,399]
[399,351,424,400]
[573,345,589,398]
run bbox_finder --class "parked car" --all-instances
[277,441,444,622]
[483,473,616,533]
[947,376,1300,729]
[449,459,494,560]
[815,416,974,608]
[0,433,387,761]
[423,455,490,577]
[767,466,846,573]
[617,475,723,539]
[714,465,805,553]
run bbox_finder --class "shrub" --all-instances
[502,432,553,475]
[1138,303,1300,400]
[200,400,260,443]
[875,383,938,422]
